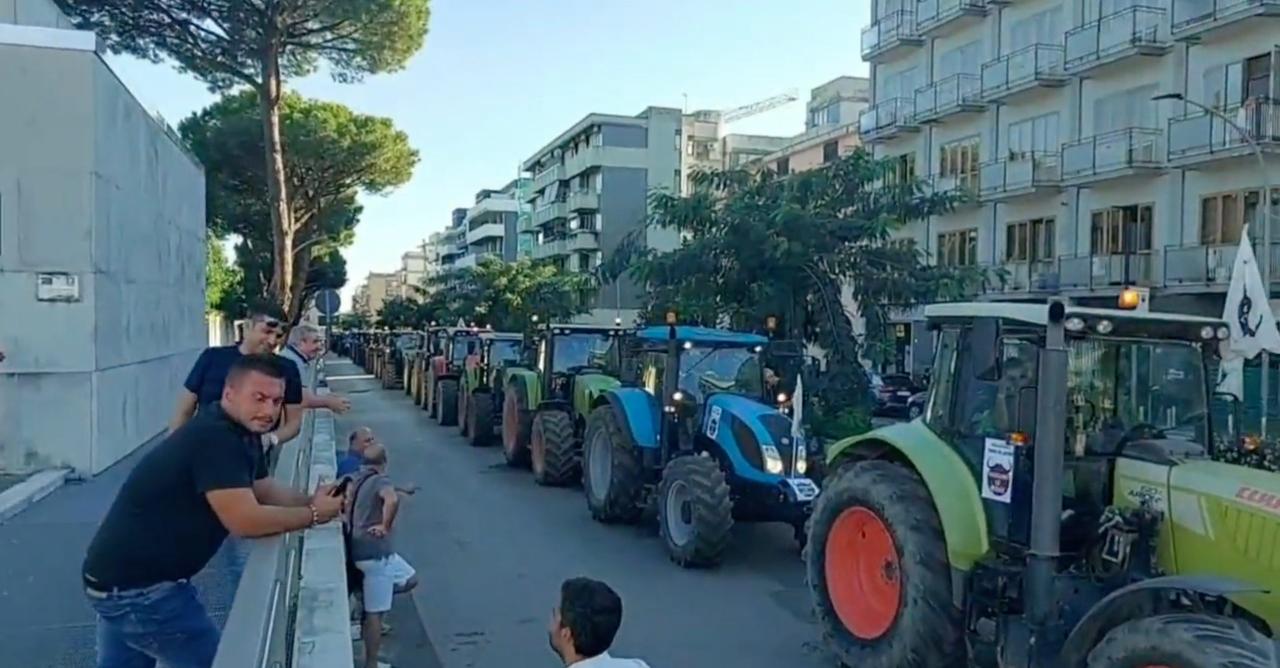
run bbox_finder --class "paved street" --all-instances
[327,359,832,668]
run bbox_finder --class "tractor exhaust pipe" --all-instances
[1027,299,1069,662]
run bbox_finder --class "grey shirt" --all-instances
[349,470,395,561]
[278,345,309,380]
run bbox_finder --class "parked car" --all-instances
[871,373,923,417]
[906,391,927,419]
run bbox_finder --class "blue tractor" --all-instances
[582,321,820,567]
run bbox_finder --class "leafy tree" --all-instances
[179,90,416,320]
[377,295,420,329]
[337,312,371,330]
[423,258,595,331]
[205,236,242,317]
[605,149,988,439]
[57,0,429,308]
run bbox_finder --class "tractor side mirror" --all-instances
[971,318,1003,382]
[1016,385,1038,437]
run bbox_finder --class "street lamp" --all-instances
[1154,92,1274,433]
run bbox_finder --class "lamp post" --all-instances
[1155,92,1274,434]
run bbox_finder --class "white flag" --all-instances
[1222,225,1280,360]
[1217,353,1246,401]
[791,374,804,440]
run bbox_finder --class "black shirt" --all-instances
[82,404,268,590]
[184,345,303,407]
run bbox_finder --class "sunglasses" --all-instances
[261,319,282,330]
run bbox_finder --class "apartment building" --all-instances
[362,271,398,318]
[439,207,469,270]
[861,0,1280,373]
[758,76,872,175]
[458,179,524,269]
[522,107,684,323]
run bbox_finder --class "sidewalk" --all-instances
[0,434,242,668]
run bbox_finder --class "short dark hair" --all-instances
[245,300,286,324]
[559,578,622,658]
[363,444,387,467]
[226,353,287,386]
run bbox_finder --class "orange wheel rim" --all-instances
[531,419,545,475]
[503,392,520,456]
[824,507,901,640]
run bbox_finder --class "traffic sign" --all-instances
[316,289,341,316]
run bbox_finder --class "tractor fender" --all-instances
[573,373,620,420]
[503,367,542,409]
[826,421,990,571]
[1058,575,1272,668]
[601,389,660,449]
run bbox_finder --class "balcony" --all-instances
[1058,252,1160,291]
[988,260,1059,293]
[1064,6,1172,76]
[567,190,601,211]
[978,152,1062,201]
[916,0,987,36]
[567,230,601,253]
[1172,0,1280,40]
[1167,99,1280,166]
[861,11,924,61]
[1061,128,1164,186]
[913,74,984,123]
[465,222,504,245]
[980,44,1068,103]
[532,164,564,193]
[1164,242,1280,288]
[932,172,981,206]
[532,202,567,226]
[859,98,920,142]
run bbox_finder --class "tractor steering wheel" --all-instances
[1119,422,1166,446]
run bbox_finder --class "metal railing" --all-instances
[978,152,1061,198]
[567,190,600,211]
[1061,127,1164,180]
[917,0,986,30]
[1168,98,1280,160]
[913,73,981,121]
[532,164,564,191]
[1172,0,1280,33]
[1058,252,1160,290]
[859,97,916,139]
[1064,6,1168,71]
[988,260,1057,292]
[532,202,568,226]
[861,10,920,59]
[1164,241,1280,286]
[980,44,1066,100]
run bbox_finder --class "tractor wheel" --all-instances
[658,454,733,568]
[1087,613,1276,668]
[426,375,438,418]
[805,460,962,668]
[459,390,471,437]
[412,369,424,407]
[501,383,532,468]
[436,380,459,427]
[467,392,494,447]
[582,405,644,524]
[532,410,578,487]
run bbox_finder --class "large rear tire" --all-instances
[532,410,578,487]
[582,405,644,524]
[658,454,733,568]
[425,371,438,418]
[501,383,532,467]
[1087,613,1276,668]
[805,460,962,668]
[459,389,471,437]
[412,365,425,406]
[467,391,494,447]
[436,379,459,427]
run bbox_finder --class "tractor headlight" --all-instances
[1217,326,1230,340]
[776,392,788,404]
[796,444,808,475]
[1200,326,1216,340]
[672,391,685,402]
[761,445,784,475]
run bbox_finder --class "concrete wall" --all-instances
[0,25,206,474]
[598,167,649,310]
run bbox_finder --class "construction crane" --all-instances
[719,88,800,124]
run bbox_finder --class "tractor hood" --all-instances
[701,393,800,483]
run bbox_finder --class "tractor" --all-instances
[458,331,525,447]
[410,326,447,408]
[500,323,627,484]
[379,331,420,390]
[402,330,426,396]
[582,319,819,568]
[806,300,1280,668]
[424,327,480,427]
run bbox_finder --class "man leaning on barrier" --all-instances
[279,323,351,415]
[82,354,346,668]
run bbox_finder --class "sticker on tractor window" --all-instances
[706,406,723,438]
[982,438,1015,504]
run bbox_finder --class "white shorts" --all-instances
[355,553,416,614]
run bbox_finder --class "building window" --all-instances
[1005,218,1054,262]
[1008,6,1062,50]
[939,136,981,188]
[776,157,791,176]
[886,152,916,184]
[1090,204,1153,255]
[1006,113,1060,157]
[822,140,840,164]
[937,228,978,266]
[1092,85,1158,134]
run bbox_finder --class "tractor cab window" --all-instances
[960,338,1039,438]
[638,351,666,395]
[487,340,522,367]
[678,345,764,403]
[552,333,613,373]
[1065,338,1208,456]
[452,336,478,366]
[925,329,961,432]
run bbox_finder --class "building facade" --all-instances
[458,179,523,269]
[522,107,684,323]
[861,0,1280,373]
[439,207,469,271]
[0,0,207,474]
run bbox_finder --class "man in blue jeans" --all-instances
[83,354,345,668]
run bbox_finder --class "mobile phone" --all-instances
[330,477,352,497]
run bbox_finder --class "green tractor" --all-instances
[500,323,627,484]
[424,327,480,427]
[380,331,419,390]
[403,330,426,397]
[806,301,1280,668]
[410,326,446,408]
[459,331,525,447]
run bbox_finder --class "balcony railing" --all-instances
[1164,242,1280,287]
[980,44,1068,101]
[917,0,987,34]
[1058,252,1160,290]
[861,11,923,60]
[532,238,570,259]
[913,74,983,123]
[532,164,564,191]
[858,97,919,141]
[1168,98,1280,163]
[1172,0,1280,38]
[978,152,1062,200]
[933,171,981,203]
[532,202,567,226]
[990,260,1058,292]
[1061,128,1164,183]
[1064,6,1171,74]
[567,230,601,253]
[567,190,601,211]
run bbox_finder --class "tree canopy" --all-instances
[416,258,597,331]
[204,236,242,316]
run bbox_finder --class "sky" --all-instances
[107,0,871,309]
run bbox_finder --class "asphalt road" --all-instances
[327,360,834,668]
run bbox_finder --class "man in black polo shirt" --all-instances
[83,354,345,668]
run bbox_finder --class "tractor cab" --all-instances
[536,324,627,406]
[469,332,524,393]
[458,331,524,446]
[423,326,481,427]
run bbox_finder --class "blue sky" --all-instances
[108,0,870,308]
